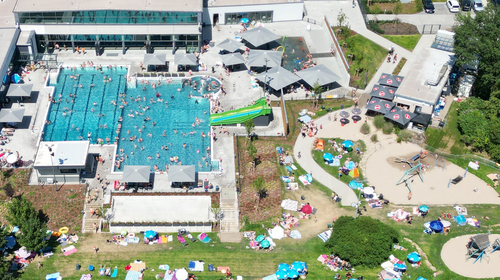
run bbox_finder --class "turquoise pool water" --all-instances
[45,67,219,172]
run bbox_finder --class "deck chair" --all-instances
[186,232,197,242]
[177,235,188,246]
[451,176,463,184]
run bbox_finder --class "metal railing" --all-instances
[422,24,442,35]
[324,16,350,79]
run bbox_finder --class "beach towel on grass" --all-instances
[198,233,211,243]
[46,272,61,280]
[80,274,92,280]
[62,245,77,256]
[262,274,278,280]
[281,199,298,211]
[125,270,141,280]
[318,230,332,242]
[188,261,204,271]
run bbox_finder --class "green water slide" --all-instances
[209,98,271,126]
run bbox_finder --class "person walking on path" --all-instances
[93,245,98,253]
[96,174,100,182]
[298,152,301,159]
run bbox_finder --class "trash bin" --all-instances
[76,264,81,270]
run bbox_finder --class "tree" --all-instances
[453,6,500,99]
[6,196,48,253]
[252,177,267,200]
[0,226,11,279]
[325,216,399,267]
[311,82,324,108]
[16,210,48,252]
[246,141,258,170]
[243,119,255,139]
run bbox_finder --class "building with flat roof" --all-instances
[393,48,455,114]
[34,141,91,184]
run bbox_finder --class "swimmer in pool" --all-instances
[182,143,187,148]
[156,152,160,159]
[162,130,166,137]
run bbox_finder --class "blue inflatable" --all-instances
[429,220,443,233]
[349,180,363,189]
[454,215,466,226]
[323,153,334,163]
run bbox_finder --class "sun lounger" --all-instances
[411,154,420,161]
[177,235,188,246]
[186,232,197,242]
[198,233,211,243]
[451,175,463,184]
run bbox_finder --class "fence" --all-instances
[357,0,370,26]
[324,16,350,78]
[303,17,322,26]
[422,24,442,35]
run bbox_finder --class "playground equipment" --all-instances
[466,234,490,264]
[209,97,271,126]
[396,161,424,192]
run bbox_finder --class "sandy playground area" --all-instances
[365,142,500,205]
[441,234,500,279]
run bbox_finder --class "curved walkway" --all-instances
[293,110,358,206]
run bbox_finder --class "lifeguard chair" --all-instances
[466,234,490,264]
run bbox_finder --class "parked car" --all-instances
[447,0,460,12]
[473,0,484,11]
[422,0,436,13]
[460,0,472,10]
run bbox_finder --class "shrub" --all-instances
[382,122,394,134]
[368,21,385,34]
[413,0,424,13]
[325,216,399,267]
[371,134,378,143]
[371,5,383,14]
[360,123,371,135]
[373,115,385,129]
[385,10,393,14]
[399,130,413,142]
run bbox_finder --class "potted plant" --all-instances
[188,221,196,227]
[196,222,203,226]
[180,222,188,227]
[173,221,180,227]
[204,222,212,227]
[165,222,173,227]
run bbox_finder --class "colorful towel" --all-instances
[318,230,332,242]
[125,271,141,280]
[111,268,118,278]
[80,274,92,280]
[280,199,299,211]
[63,248,77,256]
[197,233,211,243]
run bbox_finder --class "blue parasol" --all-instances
[287,268,299,279]
[429,220,443,232]
[416,277,427,280]
[275,270,288,280]
[291,261,304,272]
[407,252,421,263]
[144,230,157,239]
[256,235,265,243]
[393,262,407,272]
[278,263,289,271]
[240,18,249,24]
[419,205,429,212]
[349,180,363,190]
[342,140,353,148]
[261,239,271,249]
[11,74,21,84]
[323,153,334,162]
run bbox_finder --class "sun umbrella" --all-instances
[217,38,245,53]
[175,268,189,280]
[240,26,280,47]
[256,235,265,243]
[352,108,362,114]
[168,165,196,182]
[255,66,300,91]
[240,18,249,24]
[419,205,429,212]
[269,226,285,240]
[429,220,444,232]
[370,84,396,101]
[287,268,299,279]
[247,50,282,68]
[11,74,21,84]
[352,115,361,121]
[339,111,350,118]
[275,270,288,280]
[384,107,416,126]
[407,252,421,263]
[323,153,334,162]
[363,187,374,195]
[174,53,197,66]
[121,229,128,236]
[143,54,166,66]
[278,263,290,271]
[296,64,341,87]
[378,73,404,88]
[342,140,353,148]
[365,98,395,115]
[122,165,151,183]
[261,239,271,248]
[301,204,312,214]
[291,261,305,272]
[393,263,407,272]
[6,83,33,97]
[0,108,25,123]
[340,118,350,124]
[144,230,157,239]
[220,53,246,66]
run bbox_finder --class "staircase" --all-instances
[218,188,242,243]
[82,181,105,233]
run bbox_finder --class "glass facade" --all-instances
[18,10,200,25]
[225,11,273,25]
[35,34,200,53]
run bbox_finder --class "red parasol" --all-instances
[301,204,313,214]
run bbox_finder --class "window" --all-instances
[60,169,77,174]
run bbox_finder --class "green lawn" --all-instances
[339,34,387,89]
[311,138,367,186]
[425,102,468,154]
[382,34,422,51]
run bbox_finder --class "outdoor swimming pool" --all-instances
[44,67,220,172]
[280,37,312,72]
